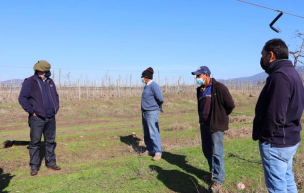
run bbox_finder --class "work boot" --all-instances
[152,155,161,161]
[47,164,61,171]
[210,181,222,193]
[30,169,38,176]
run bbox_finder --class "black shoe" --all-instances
[47,164,61,171]
[30,169,38,176]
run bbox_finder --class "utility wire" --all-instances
[0,66,188,73]
[0,65,141,72]
[236,0,304,19]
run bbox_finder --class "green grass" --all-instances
[0,138,274,193]
[0,93,303,193]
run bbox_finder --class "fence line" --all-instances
[0,76,264,103]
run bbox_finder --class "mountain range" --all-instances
[0,79,24,87]
[1,66,303,87]
[217,72,268,83]
[0,72,269,87]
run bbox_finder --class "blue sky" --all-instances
[1,0,304,85]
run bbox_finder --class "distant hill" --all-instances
[227,72,268,82]
[0,79,23,87]
[1,66,303,87]
[217,72,267,83]
[219,66,304,83]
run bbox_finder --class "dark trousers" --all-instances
[28,116,57,169]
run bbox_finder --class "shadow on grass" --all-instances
[162,152,210,180]
[0,168,15,193]
[3,140,30,148]
[119,135,146,153]
[227,153,262,164]
[2,140,55,168]
[149,165,209,193]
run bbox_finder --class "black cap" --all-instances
[141,67,154,79]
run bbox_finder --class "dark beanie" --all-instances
[141,67,154,79]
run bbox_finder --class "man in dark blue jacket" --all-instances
[19,60,61,176]
[253,39,304,193]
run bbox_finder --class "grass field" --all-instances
[0,92,303,193]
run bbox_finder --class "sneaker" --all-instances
[210,181,222,193]
[47,164,61,171]
[140,151,154,156]
[30,169,38,176]
[152,155,161,161]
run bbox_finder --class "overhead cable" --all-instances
[236,0,304,19]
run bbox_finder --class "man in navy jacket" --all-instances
[19,60,61,176]
[253,39,304,192]
[192,66,235,193]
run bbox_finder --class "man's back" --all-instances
[283,65,304,128]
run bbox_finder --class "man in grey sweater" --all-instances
[140,67,164,161]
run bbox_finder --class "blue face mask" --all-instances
[196,78,204,86]
[141,78,145,83]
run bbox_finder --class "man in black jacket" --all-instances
[19,60,61,176]
[253,39,304,193]
[192,66,235,193]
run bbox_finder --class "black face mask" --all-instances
[45,71,51,78]
[260,57,267,71]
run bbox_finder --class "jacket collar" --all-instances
[32,73,39,81]
[211,78,218,85]
[32,73,51,82]
[266,59,293,75]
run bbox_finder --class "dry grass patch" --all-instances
[225,126,252,140]
[162,135,201,151]
[164,123,192,131]
[229,115,253,123]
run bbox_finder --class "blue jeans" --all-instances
[142,110,162,156]
[259,142,299,193]
[200,124,225,184]
[28,115,57,169]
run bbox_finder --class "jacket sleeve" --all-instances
[252,116,261,141]
[152,83,164,106]
[219,84,235,115]
[18,79,34,114]
[263,73,290,130]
